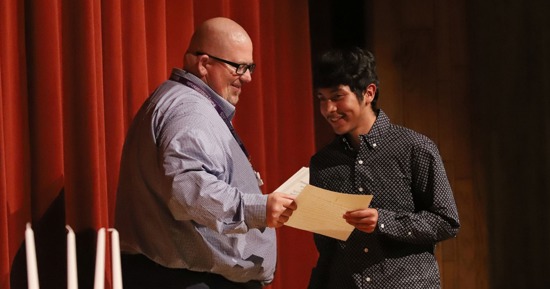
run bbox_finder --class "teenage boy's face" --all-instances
[317,85,371,136]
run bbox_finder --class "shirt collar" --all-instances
[363,109,390,143]
[340,109,391,151]
[171,68,236,120]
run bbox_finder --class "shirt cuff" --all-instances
[242,193,268,229]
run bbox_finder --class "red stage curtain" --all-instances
[0,1,317,288]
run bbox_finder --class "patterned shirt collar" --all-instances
[341,109,390,151]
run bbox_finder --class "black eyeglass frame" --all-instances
[194,51,256,75]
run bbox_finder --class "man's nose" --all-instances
[239,70,252,83]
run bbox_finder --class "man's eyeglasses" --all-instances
[195,51,256,75]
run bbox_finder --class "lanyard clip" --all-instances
[255,171,264,187]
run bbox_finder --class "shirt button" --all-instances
[372,143,377,148]
[358,159,364,165]
[358,187,364,192]
[380,223,385,229]
[366,277,372,282]
[363,247,369,253]
[408,232,412,236]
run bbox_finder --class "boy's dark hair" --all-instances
[313,47,380,110]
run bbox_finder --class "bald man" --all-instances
[115,17,296,289]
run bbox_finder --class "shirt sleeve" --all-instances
[377,139,460,244]
[155,106,267,234]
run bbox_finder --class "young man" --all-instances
[115,17,296,289]
[308,47,460,289]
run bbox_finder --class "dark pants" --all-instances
[121,254,263,289]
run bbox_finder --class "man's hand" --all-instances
[343,208,378,233]
[266,192,297,228]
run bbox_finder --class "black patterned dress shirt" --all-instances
[308,110,460,289]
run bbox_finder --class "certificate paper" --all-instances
[274,167,373,241]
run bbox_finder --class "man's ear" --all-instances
[196,54,209,76]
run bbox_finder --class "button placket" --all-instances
[354,140,370,195]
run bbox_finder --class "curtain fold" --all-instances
[61,0,108,230]
[101,0,125,222]
[1,1,316,289]
[1,1,33,288]
[25,0,64,219]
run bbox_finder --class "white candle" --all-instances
[93,228,106,289]
[25,223,40,289]
[109,229,122,289]
[66,226,78,289]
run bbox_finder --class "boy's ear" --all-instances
[362,84,377,103]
